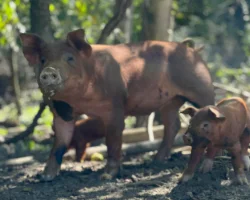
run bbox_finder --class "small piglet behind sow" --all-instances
[180,97,250,184]
[69,118,105,162]
[51,117,105,162]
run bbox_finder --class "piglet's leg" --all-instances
[75,142,90,162]
[100,109,125,180]
[200,143,220,173]
[179,147,205,183]
[240,128,250,171]
[228,142,248,185]
[41,117,75,181]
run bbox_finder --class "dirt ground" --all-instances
[0,147,250,200]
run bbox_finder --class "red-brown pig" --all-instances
[180,97,250,185]
[52,117,105,162]
[19,29,214,181]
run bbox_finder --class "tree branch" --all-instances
[0,102,46,145]
[213,82,250,99]
[96,0,132,44]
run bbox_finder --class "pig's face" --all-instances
[181,106,226,145]
[19,29,92,99]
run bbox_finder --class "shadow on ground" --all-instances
[0,150,250,200]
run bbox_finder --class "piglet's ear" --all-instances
[180,106,198,117]
[19,33,45,65]
[66,29,92,58]
[208,107,225,120]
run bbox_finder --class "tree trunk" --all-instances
[137,0,174,129]
[124,3,134,43]
[30,0,54,42]
[142,0,174,41]
[97,0,132,44]
[7,48,22,116]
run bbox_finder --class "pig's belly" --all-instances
[125,90,170,115]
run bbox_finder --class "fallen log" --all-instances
[0,156,34,167]
[32,125,186,147]
[63,130,187,161]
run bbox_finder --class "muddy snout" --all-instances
[40,67,62,87]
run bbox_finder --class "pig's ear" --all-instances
[208,107,225,120]
[66,29,92,57]
[19,33,45,65]
[180,106,198,117]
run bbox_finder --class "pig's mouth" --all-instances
[39,82,65,99]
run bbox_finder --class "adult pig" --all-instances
[180,97,250,184]
[20,29,214,181]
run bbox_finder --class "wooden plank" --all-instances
[63,128,187,161]
[0,156,34,167]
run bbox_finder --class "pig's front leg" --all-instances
[179,146,205,183]
[228,142,249,185]
[200,143,220,173]
[41,116,75,181]
[100,109,125,180]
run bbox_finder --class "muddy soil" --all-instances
[0,148,250,200]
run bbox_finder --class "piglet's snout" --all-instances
[40,67,62,87]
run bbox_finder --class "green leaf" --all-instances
[0,128,8,136]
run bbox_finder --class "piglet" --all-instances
[69,118,105,162]
[52,117,105,162]
[180,97,250,184]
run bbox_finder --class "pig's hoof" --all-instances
[178,173,194,184]
[100,173,113,180]
[236,174,249,185]
[154,152,169,162]
[199,158,214,173]
[242,155,250,171]
[40,173,57,182]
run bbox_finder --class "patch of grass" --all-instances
[125,116,136,129]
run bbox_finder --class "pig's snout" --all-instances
[40,67,62,87]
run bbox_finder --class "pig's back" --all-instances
[218,97,248,128]
[92,41,214,113]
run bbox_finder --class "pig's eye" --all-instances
[67,55,74,62]
[200,121,210,132]
[40,57,46,65]
[64,53,75,64]
[202,123,209,128]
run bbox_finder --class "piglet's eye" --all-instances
[200,121,210,133]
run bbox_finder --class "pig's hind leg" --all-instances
[154,96,185,161]
[240,127,250,171]
[228,141,249,185]
[75,142,90,162]
[100,106,125,180]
